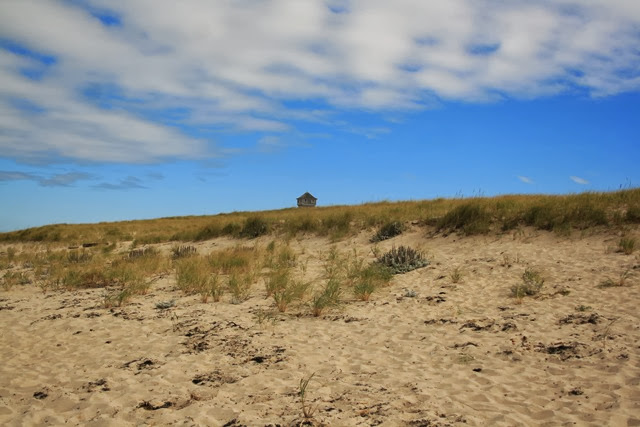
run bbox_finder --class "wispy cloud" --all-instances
[1,1,639,164]
[146,172,164,180]
[39,172,95,187]
[0,170,94,186]
[0,171,38,182]
[518,175,533,184]
[93,176,146,190]
[570,176,590,185]
[257,135,285,153]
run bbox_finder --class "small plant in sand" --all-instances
[353,280,376,301]
[298,372,317,420]
[403,288,417,298]
[1,271,31,290]
[449,267,463,283]
[155,300,175,310]
[619,237,636,255]
[352,263,393,301]
[273,278,308,312]
[371,220,404,242]
[208,274,225,302]
[198,273,224,303]
[102,288,133,308]
[253,308,277,327]
[323,246,346,280]
[376,245,429,274]
[227,272,255,304]
[311,278,342,316]
[171,245,197,259]
[511,268,545,298]
[265,267,290,298]
[598,270,631,288]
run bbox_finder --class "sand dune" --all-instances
[1,227,639,426]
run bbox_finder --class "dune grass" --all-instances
[1,189,638,246]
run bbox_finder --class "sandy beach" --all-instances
[1,226,639,426]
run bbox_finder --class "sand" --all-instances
[1,227,639,426]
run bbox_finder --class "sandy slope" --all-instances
[1,227,639,426]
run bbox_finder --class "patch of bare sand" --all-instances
[1,227,639,426]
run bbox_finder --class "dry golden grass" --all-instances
[1,189,638,246]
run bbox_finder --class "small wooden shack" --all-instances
[297,192,317,207]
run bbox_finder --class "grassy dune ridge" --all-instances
[1,190,639,425]
[2,189,639,245]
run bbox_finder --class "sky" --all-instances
[0,1,639,232]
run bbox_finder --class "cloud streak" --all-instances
[93,176,147,190]
[518,176,533,184]
[0,170,94,187]
[1,1,639,164]
[570,176,589,185]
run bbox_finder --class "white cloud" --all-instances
[0,0,639,163]
[570,176,590,185]
[0,169,94,186]
[518,176,533,184]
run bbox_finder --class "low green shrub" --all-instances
[240,217,269,239]
[371,221,404,242]
[376,246,428,274]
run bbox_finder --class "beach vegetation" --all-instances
[511,268,545,298]
[619,237,636,255]
[376,245,428,274]
[0,189,638,244]
[371,220,404,242]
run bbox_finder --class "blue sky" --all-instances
[1,1,639,232]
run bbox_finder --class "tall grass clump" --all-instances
[371,221,404,242]
[227,272,255,304]
[272,278,309,312]
[240,216,269,239]
[437,202,491,235]
[376,246,429,274]
[194,223,222,241]
[208,246,257,274]
[523,196,608,232]
[283,215,319,236]
[320,212,353,240]
[619,237,636,255]
[311,278,342,316]
[263,258,308,312]
[175,256,211,295]
[626,206,640,223]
